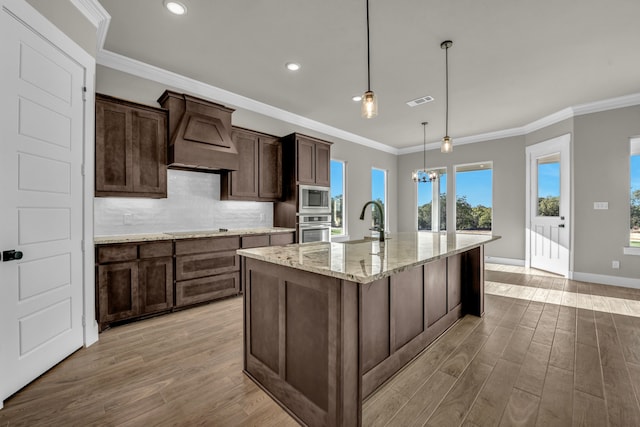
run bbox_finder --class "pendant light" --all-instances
[412,122,437,183]
[441,40,453,153]
[361,0,378,118]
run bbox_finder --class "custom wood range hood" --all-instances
[158,90,239,172]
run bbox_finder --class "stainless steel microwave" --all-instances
[299,184,330,214]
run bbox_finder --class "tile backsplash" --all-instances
[94,170,273,235]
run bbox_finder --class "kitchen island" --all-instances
[238,232,499,427]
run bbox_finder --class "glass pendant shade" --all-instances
[441,135,453,153]
[361,90,378,118]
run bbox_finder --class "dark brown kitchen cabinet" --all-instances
[174,236,240,308]
[221,127,282,201]
[285,134,331,187]
[96,241,173,330]
[95,94,168,198]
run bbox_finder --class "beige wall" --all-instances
[573,106,640,279]
[96,65,398,240]
[398,136,526,261]
[26,0,96,56]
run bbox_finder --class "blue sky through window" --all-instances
[538,162,560,198]
[372,169,386,203]
[632,155,640,192]
[330,160,343,197]
[456,169,492,207]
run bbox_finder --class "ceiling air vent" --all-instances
[406,95,434,107]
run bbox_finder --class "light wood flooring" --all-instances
[2,264,640,426]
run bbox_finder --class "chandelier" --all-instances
[412,122,437,183]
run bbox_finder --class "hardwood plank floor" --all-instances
[1,263,640,426]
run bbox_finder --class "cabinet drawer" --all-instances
[176,251,239,280]
[98,244,138,263]
[270,232,294,246]
[241,234,270,249]
[175,236,240,255]
[139,241,173,258]
[175,272,240,307]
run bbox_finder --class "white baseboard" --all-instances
[485,256,525,266]
[571,271,640,289]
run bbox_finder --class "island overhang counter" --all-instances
[237,232,499,427]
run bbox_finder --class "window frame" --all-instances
[330,159,347,239]
[626,137,640,255]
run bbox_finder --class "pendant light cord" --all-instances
[423,122,427,170]
[366,0,371,91]
[445,44,449,136]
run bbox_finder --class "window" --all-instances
[455,162,492,234]
[371,168,387,231]
[631,138,640,248]
[417,168,446,231]
[330,160,346,236]
[537,154,560,217]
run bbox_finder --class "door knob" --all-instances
[558,224,565,228]
[2,250,23,261]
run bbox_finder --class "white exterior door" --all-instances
[526,134,571,276]
[0,4,85,406]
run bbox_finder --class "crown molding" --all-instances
[97,49,398,155]
[70,0,110,50]
[573,92,640,117]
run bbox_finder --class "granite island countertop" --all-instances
[237,231,500,284]
[94,227,296,245]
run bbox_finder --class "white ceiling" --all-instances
[98,0,640,151]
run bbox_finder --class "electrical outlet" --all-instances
[612,260,620,269]
[594,202,609,210]
[123,213,133,225]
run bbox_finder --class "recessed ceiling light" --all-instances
[285,62,301,71]
[164,1,187,15]
[352,95,362,102]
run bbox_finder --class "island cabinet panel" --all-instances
[174,236,241,308]
[249,270,280,373]
[361,279,390,373]
[392,268,425,351]
[243,258,349,427]
[425,258,448,327]
[462,246,484,316]
[448,253,462,311]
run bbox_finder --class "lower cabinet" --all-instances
[95,230,295,330]
[96,241,173,330]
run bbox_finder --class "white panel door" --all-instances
[0,6,85,405]
[527,134,571,276]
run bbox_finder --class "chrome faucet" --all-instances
[359,200,385,242]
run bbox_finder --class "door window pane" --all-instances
[537,153,560,217]
[455,163,492,234]
[330,160,345,236]
[631,139,640,247]
[371,168,386,230]
[417,169,446,231]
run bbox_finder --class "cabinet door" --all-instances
[315,142,331,187]
[96,99,133,194]
[296,137,316,184]
[132,109,167,196]
[98,261,139,324]
[259,137,282,199]
[139,257,174,314]
[230,129,259,198]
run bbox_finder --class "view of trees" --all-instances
[418,196,491,231]
[538,196,560,216]
[371,198,384,229]
[331,194,343,234]
[418,194,446,230]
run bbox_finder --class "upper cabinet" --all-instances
[95,94,168,198]
[221,127,282,201]
[282,133,332,187]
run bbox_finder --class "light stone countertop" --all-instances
[237,232,500,284]
[94,227,296,245]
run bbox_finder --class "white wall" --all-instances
[94,170,272,235]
